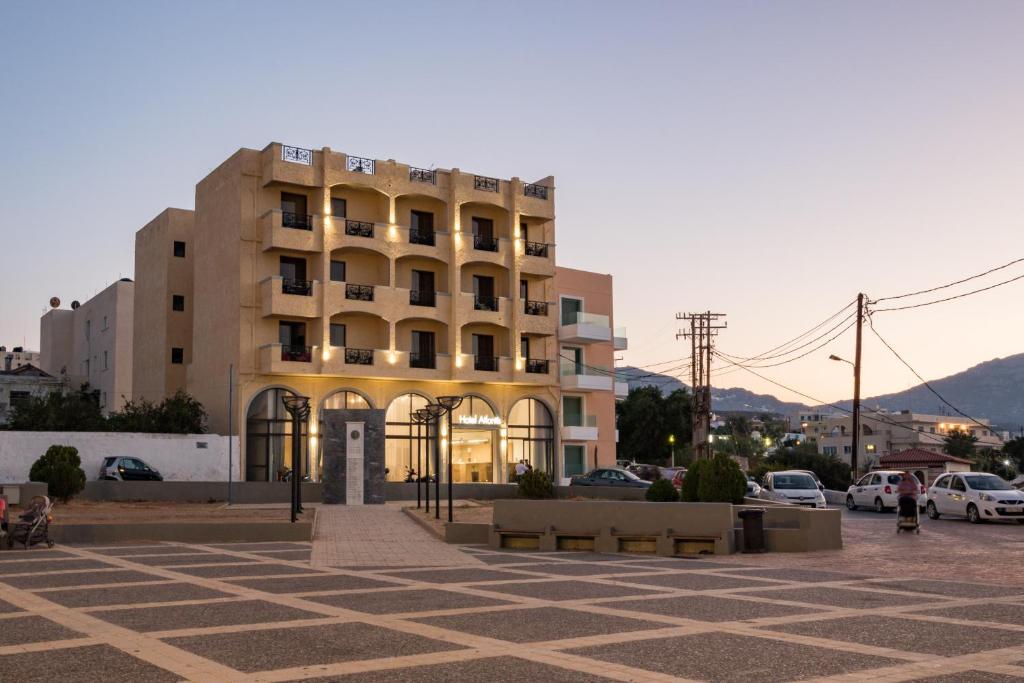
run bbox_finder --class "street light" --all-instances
[413,408,432,513]
[410,409,426,510]
[668,434,676,467]
[437,395,464,523]
[829,352,861,480]
[424,403,446,520]
[281,395,311,522]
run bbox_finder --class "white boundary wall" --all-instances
[0,432,240,482]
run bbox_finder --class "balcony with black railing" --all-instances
[281,345,312,363]
[524,300,548,316]
[409,351,436,369]
[474,295,499,312]
[525,359,550,374]
[345,219,374,238]
[473,234,499,252]
[409,228,435,246]
[523,183,549,200]
[281,278,313,296]
[475,355,499,372]
[409,167,436,184]
[346,156,375,174]
[345,284,375,301]
[474,175,499,192]
[344,348,374,365]
[282,212,313,230]
[410,289,436,307]
[524,241,549,258]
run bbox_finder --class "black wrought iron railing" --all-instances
[344,348,374,365]
[281,278,312,296]
[410,289,436,307]
[345,284,375,301]
[474,295,499,312]
[347,156,375,174]
[409,167,436,184]
[473,234,499,252]
[524,300,548,316]
[523,183,549,200]
[409,352,436,369]
[525,359,550,374]
[409,227,435,246]
[474,175,499,192]
[281,212,313,230]
[345,219,374,238]
[281,345,312,362]
[524,241,548,257]
[474,355,499,372]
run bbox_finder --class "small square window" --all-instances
[330,260,346,282]
[171,347,184,364]
[330,323,346,347]
[173,241,186,257]
[172,294,185,311]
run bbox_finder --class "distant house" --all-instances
[873,447,972,487]
[0,364,67,425]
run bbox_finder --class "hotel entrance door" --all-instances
[450,429,495,483]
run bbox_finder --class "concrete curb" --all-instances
[46,515,316,545]
[401,506,443,540]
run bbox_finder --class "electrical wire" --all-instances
[873,257,1024,303]
[714,298,856,363]
[870,271,1024,312]
[717,312,858,368]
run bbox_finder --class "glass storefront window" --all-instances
[245,388,307,482]
[563,444,586,477]
[451,430,494,483]
[508,398,554,479]
[385,393,430,482]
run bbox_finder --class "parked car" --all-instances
[759,471,827,508]
[627,463,663,481]
[791,469,825,490]
[846,471,926,513]
[570,468,652,488]
[746,477,762,498]
[671,468,687,490]
[99,457,163,482]
[616,459,636,469]
[926,472,1024,524]
[659,466,684,481]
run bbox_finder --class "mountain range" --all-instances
[622,352,1024,430]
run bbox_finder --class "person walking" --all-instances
[514,459,528,482]
[896,471,918,519]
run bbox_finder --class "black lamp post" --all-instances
[414,407,431,513]
[411,409,425,509]
[281,395,311,523]
[424,403,446,520]
[437,395,464,523]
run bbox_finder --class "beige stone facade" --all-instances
[132,143,621,483]
[39,279,134,413]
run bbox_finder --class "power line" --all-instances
[717,312,858,368]
[870,271,1024,312]
[873,257,1024,303]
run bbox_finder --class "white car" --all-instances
[846,471,926,513]
[759,471,827,508]
[926,472,1024,524]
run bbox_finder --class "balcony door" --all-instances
[561,297,583,326]
[281,192,307,216]
[471,217,493,239]
[411,269,435,300]
[411,210,434,236]
[563,346,582,374]
[472,334,494,358]
[411,330,436,368]
[330,197,347,218]
[279,256,307,281]
[279,321,306,347]
[520,279,528,300]
[473,275,494,298]
[562,396,583,427]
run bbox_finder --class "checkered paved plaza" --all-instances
[2,508,1024,682]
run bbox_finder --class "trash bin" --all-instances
[738,508,766,553]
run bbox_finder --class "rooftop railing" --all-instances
[409,167,436,184]
[474,175,499,192]
[523,183,549,200]
[346,156,375,174]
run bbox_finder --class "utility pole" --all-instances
[851,293,864,479]
[677,311,727,461]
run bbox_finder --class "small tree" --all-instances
[680,459,705,502]
[645,478,679,502]
[29,445,87,502]
[518,469,554,499]
[944,428,978,459]
[697,454,747,504]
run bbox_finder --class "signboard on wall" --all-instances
[457,415,502,426]
[346,422,364,505]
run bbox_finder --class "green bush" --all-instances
[697,454,747,504]
[517,469,554,499]
[680,460,704,502]
[645,478,679,502]
[29,445,86,502]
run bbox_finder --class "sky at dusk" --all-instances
[2,1,1022,406]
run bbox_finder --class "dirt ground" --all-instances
[16,500,297,524]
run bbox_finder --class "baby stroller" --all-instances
[8,496,55,549]
[896,495,920,534]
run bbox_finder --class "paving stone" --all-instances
[513,562,673,577]
[40,581,233,608]
[719,568,870,583]
[0,615,84,646]
[477,578,663,602]
[469,553,548,566]
[743,586,934,609]
[613,572,774,591]
[165,621,464,672]
[228,573,399,594]
[617,559,749,571]
[3,569,155,589]
[93,598,323,632]
[867,578,1016,599]
[916,602,1024,626]
[531,552,626,562]
[567,631,900,682]
[296,655,610,682]
[0,550,75,561]
[248,549,312,561]
[209,542,311,551]
[306,588,514,615]
[172,562,322,578]
[911,672,1024,683]
[764,615,1024,655]
[127,553,262,567]
[413,606,664,643]
[91,545,211,556]
[0,644,180,682]
[0,559,112,573]
[378,568,538,584]
[599,594,824,622]
[0,597,24,613]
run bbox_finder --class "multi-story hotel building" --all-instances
[133,143,622,485]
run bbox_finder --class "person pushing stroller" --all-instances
[895,471,920,533]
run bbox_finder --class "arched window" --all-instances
[322,390,372,410]
[507,398,554,480]
[245,388,307,482]
[385,393,430,482]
